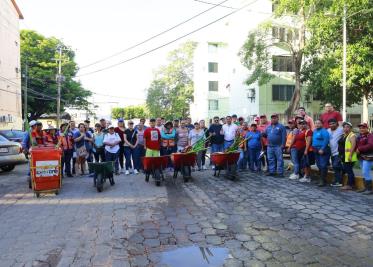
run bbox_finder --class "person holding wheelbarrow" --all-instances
[103,125,121,175]
[144,118,162,157]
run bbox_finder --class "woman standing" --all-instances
[93,123,105,162]
[58,123,74,177]
[161,121,177,170]
[73,123,92,176]
[246,123,262,172]
[188,122,205,171]
[339,122,357,190]
[356,123,373,194]
[177,120,189,152]
[312,120,330,187]
[134,122,145,171]
[114,119,126,172]
[123,121,138,175]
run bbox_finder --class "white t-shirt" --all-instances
[222,124,238,141]
[103,132,121,153]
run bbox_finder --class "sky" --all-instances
[16,0,246,111]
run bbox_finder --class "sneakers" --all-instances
[299,176,311,183]
[289,173,299,180]
[125,170,130,175]
[202,165,207,170]
[211,166,215,170]
[134,169,139,175]
[341,185,353,190]
[331,182,343,187]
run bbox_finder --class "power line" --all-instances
[193,0,237,9]
[79,0,230,70]
[77,0,259,78]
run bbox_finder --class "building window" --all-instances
[208,43,218,53]
[272,56,294,72]
[272,27,295,43]
[208,62,218,73]
[209,100,219,110]
[208,81,219,91]
[272,85,295,101]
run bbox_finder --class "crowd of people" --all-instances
[22,103,373,194]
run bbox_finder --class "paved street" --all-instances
[0,164,373,267]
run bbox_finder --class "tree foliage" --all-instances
[21,30,92,120]
[111,106,148,120]
[146,41,197,120]
[303,0,373,109]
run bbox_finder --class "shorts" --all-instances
[146,149,160,157]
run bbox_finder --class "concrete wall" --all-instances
[0,0,22,130]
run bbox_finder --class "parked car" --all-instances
[0,135,26,172]
[0,129,26,143]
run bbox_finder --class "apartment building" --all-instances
[0,0,23,130]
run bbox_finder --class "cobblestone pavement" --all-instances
[0,164,373,267]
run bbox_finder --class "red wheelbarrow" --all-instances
[210,152,240,180]
[171,152,197,182]
[142,156,169,186]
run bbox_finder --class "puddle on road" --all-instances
[159,246,231,267]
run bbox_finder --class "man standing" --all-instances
[144,118,162,157]
[312,120,330,187]
[356,123,373,194]
[186,117,195,131]
[99,118,108,133]
[232,114,240,126]
[208,116,224,158]
[327,118,344,186]
[265,114,286,177]
[84,119,94,134]
[103,125,121,175]
[155,117,163,131]
[297,107,315,130]
[320,103,343,128]
[222,116,238,150]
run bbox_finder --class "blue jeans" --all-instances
[314,149,330,172]
[124,146,135,170]
[267,146,284,175]
[290,148,300,175]
[360,160,372,181]
[134,145,145,170]
[331,155,343,183]
[105,151,119,173]
[238,148,248,170]
[249,147,261,171]
[224,140,234,150]
[211,143,224,154]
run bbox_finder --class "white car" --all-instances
[0,135,26,172]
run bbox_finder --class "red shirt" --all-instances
[292,129,312,150]
[320,111,342,128]
[144,127,161,150]
[31,130,44,145]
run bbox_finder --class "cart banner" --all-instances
[35,160,59,177]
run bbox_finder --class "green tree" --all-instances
[111,105,148,120]
[239,0,323,118]
[303,0,372,112]
[146,41,197,120]
[21,30,92,120]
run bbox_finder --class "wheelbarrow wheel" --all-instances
[154,169,161,186]
[109,177,115,186]
[182,166,191,182]
[96,173,104,192]
[226,164,237,180]
[36,192,40,198]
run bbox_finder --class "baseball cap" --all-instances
[358,122,368,128]
[118,118,124,123]
[29,120,37,127]
[342,121,352,127]
[108,124,115,129]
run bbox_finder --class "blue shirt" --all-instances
[312,128,329,150]
[73,131,91,149]
[264,123,286,147]
[246,131,262,149]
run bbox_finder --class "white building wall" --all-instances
[190,0,272,122]
[0,0,22,130]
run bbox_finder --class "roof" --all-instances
[11,0,24,19]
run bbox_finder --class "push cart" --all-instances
[210,152,240,180]
[142,156,169,186]
[30,146,62,198]
[171,152,197,182]
[88,161,115,192]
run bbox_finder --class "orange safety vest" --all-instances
[162,138,175,147]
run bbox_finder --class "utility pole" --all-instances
[56,45,63,128]
[342,3,347,122]
[23,62,28,130]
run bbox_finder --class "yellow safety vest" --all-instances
[345,132,357,162]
